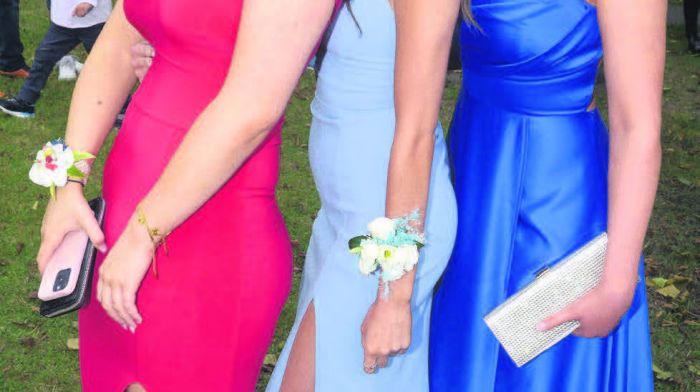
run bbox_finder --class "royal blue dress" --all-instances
[429,2,654,391]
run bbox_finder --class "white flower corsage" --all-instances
[29,139,94,199]
[349,211,425,296]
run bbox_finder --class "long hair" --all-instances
[314,0,358,75]
[462,1,475,24]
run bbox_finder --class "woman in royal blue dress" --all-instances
[430,1,666,391]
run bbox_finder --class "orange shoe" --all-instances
[0,68,29,79]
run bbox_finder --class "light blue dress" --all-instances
[266,1,457,390]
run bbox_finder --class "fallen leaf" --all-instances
[66,338,79,351]
[650,277,668,288]
[667,274,691,285]
[656,284,681,299]
[31,201,38,210]
[652,364,673,381]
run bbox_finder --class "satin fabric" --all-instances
[266,1,457,390]
[430,2,654,391]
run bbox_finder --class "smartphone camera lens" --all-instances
[53,268,72,292]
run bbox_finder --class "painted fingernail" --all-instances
[129,326,136,334]
[98,245,107,253]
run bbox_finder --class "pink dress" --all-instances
[77,0,293,390]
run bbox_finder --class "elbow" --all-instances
[212,94,284,143]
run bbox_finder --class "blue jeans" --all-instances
[0,0,27,71]
[17,22,104,105]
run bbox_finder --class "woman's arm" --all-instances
[541,0,666,337]
[36,0,142,272]
[97,0,336,330]
[65,0,141,156]
[361,0,460,372]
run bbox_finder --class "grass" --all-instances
[1,1,698,390]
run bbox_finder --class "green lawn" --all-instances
[1,1,698,390]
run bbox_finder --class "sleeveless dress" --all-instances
[77,1,293,390]
[429,2,654,391]
[266,1,457,390]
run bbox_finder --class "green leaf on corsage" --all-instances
[66,166,85,179]
[348,235,370,252]
[72,150,95,162]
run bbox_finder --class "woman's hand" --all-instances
[97,214,152,332]
[538,273,637,338]
[37,183,106,275]
[361,291,412,374]
[130,41,155,82]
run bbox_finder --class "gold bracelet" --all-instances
[135,205,169,278]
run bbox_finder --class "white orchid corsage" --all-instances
[349,211,425,296]
[29,139,94,199]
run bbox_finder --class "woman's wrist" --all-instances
[125,213,157,254]
[56,181,85,198]
[378,273,414,304]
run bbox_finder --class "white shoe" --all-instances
[57,55,78,81]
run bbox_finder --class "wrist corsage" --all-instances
[29,139,94,199]
[348,211,425,296]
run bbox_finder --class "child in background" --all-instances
[0,0,111,118]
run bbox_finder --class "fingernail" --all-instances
[98,245,107,253]
[129,326,136,334]
[536,322,546,331]
[121,324,127,330]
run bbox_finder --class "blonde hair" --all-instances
[462,1,475,24]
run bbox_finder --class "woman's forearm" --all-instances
[64,0,141,156]
[605,130,661,286]
[598,0,666,287]
[137,92,279,232]
[135,0,335,234]
[384,0,461,301]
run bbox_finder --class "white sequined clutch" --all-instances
[483,232,608,367]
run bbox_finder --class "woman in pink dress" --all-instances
[35,0,338,390]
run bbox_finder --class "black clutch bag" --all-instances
[39,197,106,318]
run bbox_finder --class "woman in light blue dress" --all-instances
[267,0,459,390]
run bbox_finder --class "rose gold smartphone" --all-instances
[38,230,90,301]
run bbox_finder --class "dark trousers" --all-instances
[685,0,700,41]
[0,0,27,71]
[17,22,104,105]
